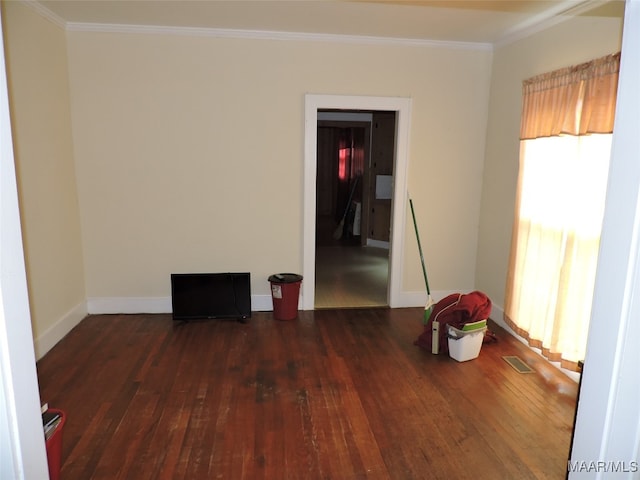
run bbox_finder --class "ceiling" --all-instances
[37,0,625,45]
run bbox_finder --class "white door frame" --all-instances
[303,94,412,310]
[569,0,640,471]
[0,9,50,478]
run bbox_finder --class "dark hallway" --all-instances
[314,111,396,309]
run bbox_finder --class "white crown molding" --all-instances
[495,0,608,48]
[25,0,608,51]
[64,21,493,50]
[21,0,66,29]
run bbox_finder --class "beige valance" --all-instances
[520,52,620,140]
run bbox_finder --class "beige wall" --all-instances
[476,13,624,312]
[65,30,493,301]
[2,0,624,352]
[2,2,86,353]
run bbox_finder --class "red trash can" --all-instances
[44,409,66,480]
[268,273,303,320]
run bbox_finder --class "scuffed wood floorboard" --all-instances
[37,309,578,479]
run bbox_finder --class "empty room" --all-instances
[2,1,639,479]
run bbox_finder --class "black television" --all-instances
[170,272,251,321]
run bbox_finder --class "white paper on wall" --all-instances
[375,175,393,199]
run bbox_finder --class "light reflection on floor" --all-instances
[314,245,389,309]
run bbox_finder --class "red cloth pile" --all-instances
[414,291,492,354]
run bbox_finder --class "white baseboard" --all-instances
[87,295,275,315]
[85,289,473,315]
[87,296,172,314]
[34,301,87,360]
[251,294,274,311]
[488,303,579,382]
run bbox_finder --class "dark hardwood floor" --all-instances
[37,309,578,479]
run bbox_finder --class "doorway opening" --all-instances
[303,94,412,310]
[315,111,395,308]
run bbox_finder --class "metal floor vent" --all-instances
[503,356,535,374]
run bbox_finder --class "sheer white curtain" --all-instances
[505,53,619,371]
[506,135,611,368]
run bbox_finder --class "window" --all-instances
[504,54,620,370]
